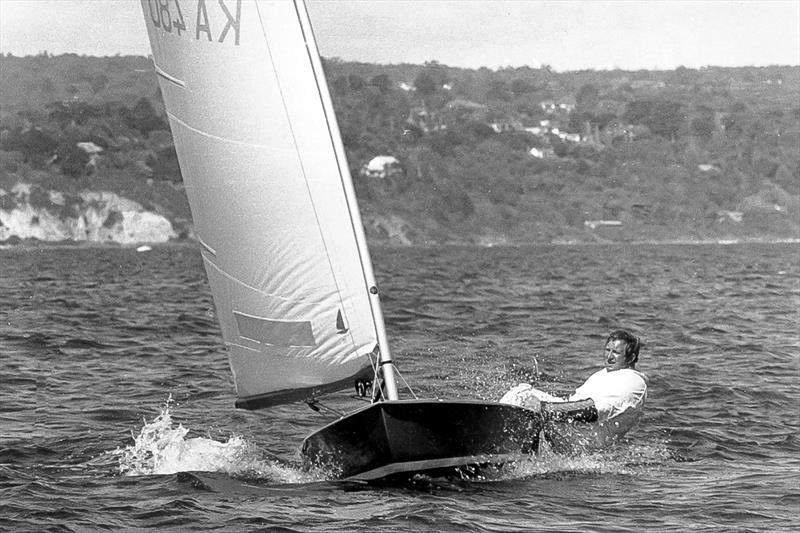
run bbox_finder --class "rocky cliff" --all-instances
[0,183,176,244]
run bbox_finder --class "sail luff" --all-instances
[293,0,399,400]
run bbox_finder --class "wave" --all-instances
[112,398,313,483]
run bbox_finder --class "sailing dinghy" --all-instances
[141,0,541,481]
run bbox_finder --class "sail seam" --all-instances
[228,340,375,357]
[227,340,375,360]
[165,112,288,150]
[202,254,327,306]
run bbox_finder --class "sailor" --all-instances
[500,329,648,453]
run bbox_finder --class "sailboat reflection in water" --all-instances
[141,0,541,481]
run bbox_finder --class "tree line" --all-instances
[1,53,798,243]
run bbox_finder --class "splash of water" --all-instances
[499,437,672,480]
[114,398,313,483]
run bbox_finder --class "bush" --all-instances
[146,145,182,182]
[1,128,58,163]
[56,142,89,177]
[124,97,167,135]
[624,100,685,139]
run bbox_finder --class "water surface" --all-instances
[1,243,798,531]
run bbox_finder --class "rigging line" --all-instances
[369,350,382,401]
[351,396,371,403]
[305,399,344,418]
[393,367,418,399]
[368,349,379,374]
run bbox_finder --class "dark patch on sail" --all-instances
[336,309,348,334]
[233,312,315,347]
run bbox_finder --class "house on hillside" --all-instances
[447,99,485,110]
[407,106,431,133]
[539,97,576,114]
[76,141,103,169]
[529,147,556,159]
[557,97,577,113]
[547,128,581,143]
[717,211,743,223]
[488,120,523,133]
[360,155,404,179]
[584,220,622,229]
[76,142,103,155]
[524,121,583,144]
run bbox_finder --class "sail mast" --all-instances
[294,0,399,400]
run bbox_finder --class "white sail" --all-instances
[140,0,380,407]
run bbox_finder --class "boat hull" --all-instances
[301,400,541,481]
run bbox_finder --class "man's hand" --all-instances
[499,383,533,406]
[520,395,542,411]
[541,399,599,423]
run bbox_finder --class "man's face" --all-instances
[604,339,631,371]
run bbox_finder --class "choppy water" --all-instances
[1,243,798,532]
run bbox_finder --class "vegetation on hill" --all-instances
[1,53,798,244]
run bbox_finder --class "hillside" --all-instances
[1,53,798,245]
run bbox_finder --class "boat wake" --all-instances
[503,439,672,480]
[398,440,673,489]
[113,399,670,487]
[113,400,315,483]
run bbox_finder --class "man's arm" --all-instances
[541,398,598,423]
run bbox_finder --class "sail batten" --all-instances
[162,111,284,149]
[141,0,380,407]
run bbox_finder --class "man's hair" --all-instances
[606,329,640,365]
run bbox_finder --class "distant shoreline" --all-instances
[2,235,798,250]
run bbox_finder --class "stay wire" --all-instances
[369,348,417,400]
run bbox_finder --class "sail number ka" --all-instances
[145,0,241,46]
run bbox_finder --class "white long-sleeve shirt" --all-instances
[570,368,648,420]
[500,368,648,450]
[566,368,648,448]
